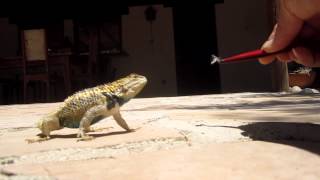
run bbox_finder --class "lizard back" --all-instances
[56,73,147,128]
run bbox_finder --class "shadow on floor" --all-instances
[39,130,131,140]
[239,93,320,99]
[129,94,320,113]
[238,122,320,155]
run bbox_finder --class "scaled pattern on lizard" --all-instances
[26,73,147,143]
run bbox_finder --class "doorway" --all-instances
[173,4,220,95]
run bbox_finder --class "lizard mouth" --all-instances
[123,75,147,98]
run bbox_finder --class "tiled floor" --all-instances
[1,92,320,179]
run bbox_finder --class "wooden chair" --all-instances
[21,28,50,103]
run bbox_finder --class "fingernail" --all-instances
[262,39,274,50]
[258,56,274,65]
[292,48,302,64]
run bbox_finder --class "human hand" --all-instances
[259,0,320,67]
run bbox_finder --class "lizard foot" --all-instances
[25,137,50,144]
[77,130,95,142]
[77,135,95,142]
[128,127,141,132]
[89,126,113,132]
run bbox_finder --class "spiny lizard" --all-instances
[26,73,147,143]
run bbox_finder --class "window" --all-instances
[76,17,122,55]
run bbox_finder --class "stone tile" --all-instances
[1,93,320,179]
[4,141,320,180]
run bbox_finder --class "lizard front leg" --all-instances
[77,105,107,141]
[113,112,132,132]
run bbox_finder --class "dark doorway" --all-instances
[173,4,220,95]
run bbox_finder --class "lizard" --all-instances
[26,73,147,143]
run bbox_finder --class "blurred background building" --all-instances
[0,0,283,104]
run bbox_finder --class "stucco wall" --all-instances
[110,5,177,97]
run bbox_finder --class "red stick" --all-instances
[221,49,287,63]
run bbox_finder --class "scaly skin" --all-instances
[26,73,147,143]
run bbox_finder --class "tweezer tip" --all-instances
[210,54,222,65]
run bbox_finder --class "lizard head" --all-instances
[36,112,61,137]
[114,73,147,101]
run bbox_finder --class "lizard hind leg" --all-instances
[87,115,112,132]
[77,105,107,142]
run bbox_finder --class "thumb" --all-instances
[262,0,303,53]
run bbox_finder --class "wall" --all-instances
[215,0,275,93]
[110,5,177,97]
